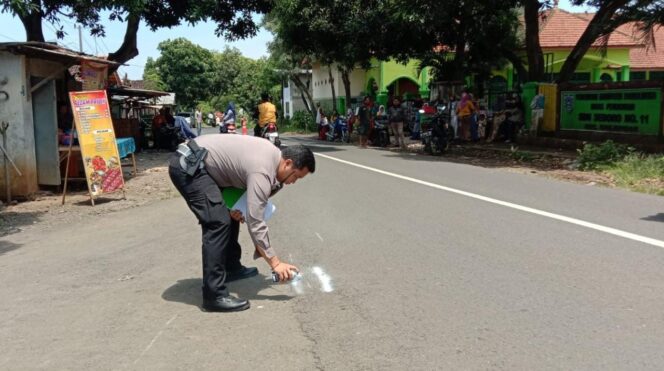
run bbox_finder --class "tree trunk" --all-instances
[452,26,467,82]
[290,74,314,116]
[328,65,337,113]
[341,68,352,115]
[108,13,140,64]
[17,1,45,43]
[501,47,528,85]
[524,0,544,82]
[556,0,629,84]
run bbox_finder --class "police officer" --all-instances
[169,135,315,312]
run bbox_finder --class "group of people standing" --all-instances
[315,95,408,149]
[445,90,524,143]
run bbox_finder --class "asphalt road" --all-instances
[1,134,664,370]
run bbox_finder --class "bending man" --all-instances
[169,135,315,312]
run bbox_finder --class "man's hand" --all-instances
[272,260,299,282]
[229,209,244,223]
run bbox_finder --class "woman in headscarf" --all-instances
[374,104,389,145]
[455,92,476,141]
[221,102,236,133]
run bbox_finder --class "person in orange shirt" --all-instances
[255,93,277,137]
[455,92,476,141]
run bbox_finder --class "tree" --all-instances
[142,57,165,91]
[1,0,272,65]
[555,0,659,83]
[150,38,214,109]
[265,37,315,115]
[522,0,549,82]
[146,39,281,114]
[382,0,522,85]
[269,0,382,112]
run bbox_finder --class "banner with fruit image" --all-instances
[69,90,125,197]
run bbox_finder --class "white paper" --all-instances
[231,192,276,221]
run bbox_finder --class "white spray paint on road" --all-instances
[311,266,334,293]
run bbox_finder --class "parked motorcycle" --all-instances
[372,117,390,147]
[420,107,453,155]
[261,122,281,147]
[140,117,155,149]
[206,113,216,127]
[326,115,350,143]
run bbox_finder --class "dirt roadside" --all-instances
[0,137,633,237]
[0,150,178,237]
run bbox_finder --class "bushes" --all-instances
[280,111,314,133]
[576,140,634,170]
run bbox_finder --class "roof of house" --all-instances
[623,24,664,70]
[0,42,120,66]
[538,8,642,49]
[127,79,146,89]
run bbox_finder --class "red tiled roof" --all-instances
[623,24,664,70]
[538,8,642,49]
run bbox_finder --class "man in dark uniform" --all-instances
[169,135,315,312]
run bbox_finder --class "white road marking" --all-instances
[311,266,334,293]
[133,314,178,365]
[315,232,324,242]
[314,152,664,249]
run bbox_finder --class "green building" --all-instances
[311,60,431,113]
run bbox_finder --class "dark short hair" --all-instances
[281,145,315,173]
[261,92,269,101]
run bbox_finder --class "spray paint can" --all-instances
[272,270,302,283]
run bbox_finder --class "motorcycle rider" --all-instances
[255,93,278,137]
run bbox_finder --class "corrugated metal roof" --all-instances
[0,42,120,66]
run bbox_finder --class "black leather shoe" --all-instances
[225,266,258,283]
[202,295,250,312]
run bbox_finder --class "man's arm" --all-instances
[245,173,299,281]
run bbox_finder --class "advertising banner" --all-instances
[69,90,125,197]
[81,60,108,90]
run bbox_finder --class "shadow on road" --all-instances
[642,213,664,222]
[73,196,124,206]
[0,210,44,237]
[162,278,202,307]
[0,240,22,256]
[162,275,294,308]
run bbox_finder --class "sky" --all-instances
[0,0,593,80]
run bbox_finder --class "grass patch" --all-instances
[510,148,535,162]
[604,154,664,195]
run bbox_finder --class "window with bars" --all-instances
[650,71,664,81]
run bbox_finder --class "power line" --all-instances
[0,33,18,42]
[98,36,111,54]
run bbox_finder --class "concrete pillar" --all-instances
[592,67,601,83]
[621,65,630,82]
[419,67,430,99]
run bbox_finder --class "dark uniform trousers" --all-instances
[168,154,243,300]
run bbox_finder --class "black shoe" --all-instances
[202,295,250,312]
[225,266,258,283]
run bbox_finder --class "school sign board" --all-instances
[69,90,125,197]
[559,88,662,135]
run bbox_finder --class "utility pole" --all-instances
[78,25,83,53]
